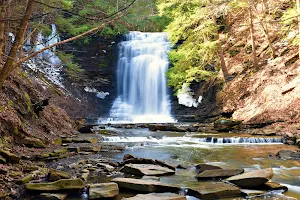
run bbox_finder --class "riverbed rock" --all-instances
[40,193,67,200]
[89,183,119,199]
[213,118,241,132]
[79,146,101,152]
[240,189,266,196]
[111,178,179,193]
[123,193,186,200]
[78,124,94,133]
[251,129,276,136]
[121,164,175,176]
[259,181,288,191]
[276,150,300,160]
[48,169,71,181]
[23,137,46,148]
[187,182,241,199]
[148,124,187,132]
[195,163,222,173]
[121,157,175,170]
[123,154,135,161]
[227,168,274,188]
[0,149,20,164]
[26,178,85,191]
[196,169,244,179]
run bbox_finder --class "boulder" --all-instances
[276,150,300,160]
[213,118,241,132]
[187,182,241,199]
[227,168,274,188]
[78,124,95,133]
[23,137,46,148]
[121,164,175,176]
[195,164,222,173]
[40,193,67,200]
[26,178,85,191]
[48,169,71,181]
[123,193,186,200]
[111,178,179,193]
[89,183,119,199]
[123,154,135,161]
[196,169,244,179]
[0,149,20,164]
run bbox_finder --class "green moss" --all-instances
[228,49,240,57]
[0,106,6,112]
[56,51,83,77]
[24,92,31,113]
[7,100,13,107]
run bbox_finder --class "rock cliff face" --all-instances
[59,36,120,121]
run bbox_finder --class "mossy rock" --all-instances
[17,174,34,184]
[23,137,46,148]
[0,155,6,164]
[52,138,63,146]
[48,169,71,181]
[0,149,20,164]
[26,178,85,191]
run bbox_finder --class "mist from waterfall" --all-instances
[106,31,175,123]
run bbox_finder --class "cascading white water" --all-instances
[107,31,175,123]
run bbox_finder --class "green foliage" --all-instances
[56,51,83,77]
[158,0,229,92]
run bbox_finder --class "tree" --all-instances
[0,0,147,89]
[0,0,35,88]
[248,0,258,70]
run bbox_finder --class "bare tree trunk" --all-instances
[297,0,300,58]
[260,0,276,59]
[248,0,258,70]
[218,46,229,82]
[0,0,35,88]
[0,4,6,62]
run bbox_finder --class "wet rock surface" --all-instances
[89,183,119,199]
[123,193,187,200]
[196,168,244,179]
[187,182,241,199]
[111,177,180,193]
[227,168,274,188]
[121,164,175,176]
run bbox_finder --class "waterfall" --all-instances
[106,31,175,123]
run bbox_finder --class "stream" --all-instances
[97,125,300,200]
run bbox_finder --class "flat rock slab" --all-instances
[240,189,266,196]
[196,169,244,179]
[121,164,175,176]
[89,183,119,199]
[26,179,85,191]
[195,164,222,173]
[40,193,67,200]
[123,193,186,200]
[187,182,241,199]
[111,178,179,193]
[227,168,274,188]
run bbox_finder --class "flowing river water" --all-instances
[99,126,300,200]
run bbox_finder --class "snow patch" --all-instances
[84,87,109,99]
[177,84,202,107]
